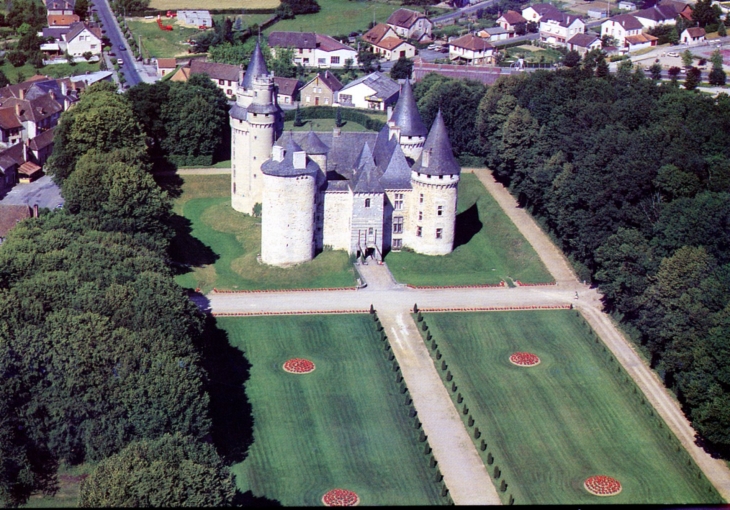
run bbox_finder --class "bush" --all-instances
[7,50,26,67]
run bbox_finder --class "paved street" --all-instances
[0,175,63,209]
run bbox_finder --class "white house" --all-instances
[632,4,678,28]
[601,14,644,47]
[567,33,602,55]
[64,22,102,56]
[177,10,212,28]
[362,23,416,60]
[522,3,562,23]
[269,32,358,68]
[497,10,527,32]
[314,34,358,68]
[386,8,433,40]
[587,9,607,19]
[335,71,400,111]
[681,27,706,44]
[539,13,585,46]
[618,1,637,10]
[449,34,495,64]
[477,26,511,41]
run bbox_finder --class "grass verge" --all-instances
[166,174,356,292]
[218,314,446,506]
[419,310,723,505]
[385,172,552,286]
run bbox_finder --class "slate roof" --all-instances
[606,14,644,30]
[0,205,31,239]
[387,8,428,29]
[190,60,240,82]
[315,33,354,53]
[685,27,706,38]
[242,41,269,89]
[268,31,317,49]
[379,142,411,190]
[390,78,427,138]
[634,4,678,21]
[567,32,601,47]
[449,34,494,52]
[42,26,70,40]
[339,72,399,102]
[28,127,56,151]
[66,22,101,42]
[301,130,330,155]
[274,77,301,97]
[524,3,562,19]
[411,110,460,177]
[353,143,385,193]
[261,139,319,177]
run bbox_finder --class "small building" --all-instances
[625,32,659,51]
[449,34,495,64]
[601,14,644,47]
[522,3,562,23]
[618,1,637,10]
[28,127,55,166]
[681,27,706,44]
[497,10,527,32]
[313,34,358,68]
[64,22,102,56]
[567,33,602,55]
[587,9,608,19]
[177,10,212,28]
[539,13,586,47]
[189,60,240,98]
[478,26,511,41]
[372,36,417,61]
[157,58,177,77]
[300,71,343,107]
[336,71,399,111]
[274,76,301,106]
[386,8,433,40]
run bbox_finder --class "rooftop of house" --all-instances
[449,33,494,51]
[633,4,679,21]
[523,3,563,18]
[339,72,399,101]
[66,22,102,42]
[269,31,318,49]
[685,27,706,37]
[157,58,178,69]
[0,204,31,239]
[605,13,645,30]
[315,33,355,53]
[386,8,429,29]
[0,108,22,130]
[625,32,659,44]
[363,23,395,45]
[28,126,56,151]
[47,14,80,27]
[304,71,343,92]
[499,10,527,25]
[567,32,601,47]
[274,76,301,97]
[45,0,75,9]
[190,59,240,82]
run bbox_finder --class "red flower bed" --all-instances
[322,489,359,506]
[509,352,541,366]
[584,475,622,496]
[282,358,315,374]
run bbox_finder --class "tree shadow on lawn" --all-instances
[167,213,219,275]
[199,316,254,466]
[453,202,483,249]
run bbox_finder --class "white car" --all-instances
[118,59,124,66]
[667,51,679,57]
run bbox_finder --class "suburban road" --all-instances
[94,0,142,87]
[190,168,730,502]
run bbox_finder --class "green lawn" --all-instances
[420,310,723,505]
[126,18,201,58]
[20,463,94,508]
[267,0,404,36]
[283,117,372,132]
[385,173,552,286]
[218,315,446,506]
[1,61,101,84]
[167,174,356,292]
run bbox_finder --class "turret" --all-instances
[408,110,460,255]
[388,79,427,161]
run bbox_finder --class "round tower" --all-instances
[231,41,281,215]
[260,141,318,266]
[389,78,427,162]
[407,110,461,256]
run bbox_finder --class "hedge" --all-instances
[283,106,386,131]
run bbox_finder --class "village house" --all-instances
[497,10,527,33]
[477,26,511,41]
[522,3,562,23]
[632,4,678,28]
[362,23,416,61]
[170,60,240,97]
[64,22,102,56]
[618,1,637,10]
[567,33,602,55]
[336,71,399,111]
[300,71,343,107]
[177,10,212,28]
[274,77,301,106]
[601,14,644,47]
[539,12,586,47]
[45,0,75,16]
[660,0,693,20]
[625,32,659,51]
[268,32,357,68]
[386,8,433,41]
[449,33,495,64]
[681,27,706,44]
[156,58,177,77]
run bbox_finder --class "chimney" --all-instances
[293,150,307,170]
[422,148,431,168]
[60,81,67,96]
[23,143,29,162]
[386,105,394,123]
[273,145,285,162]
[333,126,341,137]
[33,204,38,218]
[49,90,55,100]
[15,104,20,116]
[19,88,24,100]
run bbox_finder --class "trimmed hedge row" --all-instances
[283,107,386,132]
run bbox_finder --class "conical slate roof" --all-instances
[411,110,461,177]
[301,130,330,155]
[353,143,384,193]
[261,138,317,177]
[391,79,427,137]
[242,41,269,89]
[379,143,412,190]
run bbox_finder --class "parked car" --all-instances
[667,51,679,57]
[118,59,124,66]
[119,44,126,51]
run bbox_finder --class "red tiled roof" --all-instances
[625,33,659,44]
[499,10,527,25]
[157,58,177,69]
[47,14,80,26]
[685,27,706,38]
[377,37,410,51]
[18,161,41,177]
[449,34,494,52]
[0,205,31,239]
[387,8,428,29]
[0,108,21,130]
[363,23,393,44]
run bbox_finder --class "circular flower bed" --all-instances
[584,475,622,496]
[322,489,359,506]
[509,352,541,366]
[282,358,315,374]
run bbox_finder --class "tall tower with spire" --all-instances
[388,79,427,162]
[230,41,282,215]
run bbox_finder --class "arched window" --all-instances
[365,198,371,208]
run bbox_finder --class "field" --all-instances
[283,117,372,132]
[268,0,403,36]
[218,315,445,506]
[150,0,279,9]
[126,18,201,58]
[0,61,100,85]
[167,174,356,292]
[420,310,723,505]
[385,172,553,286]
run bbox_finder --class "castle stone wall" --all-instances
[350,193,385,256]
[322,191,351,252]
[408,172,459,255]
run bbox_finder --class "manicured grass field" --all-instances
[420,310,723,505]
[386,172,553,286]
[126,18,201,58]
[218,315,445,506]
[283,117,372,132]
[168,174,356,292]
[267,0,403,36]
[150,0,279,8]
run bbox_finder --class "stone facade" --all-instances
[231,43,461,267]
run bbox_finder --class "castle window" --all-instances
[394,193,404,210]
[437,205,443,216]
[393,216,403,234]
[392,238,402,250]
[419,193,424,204]
[418,211,423,221]
[368,227,374,236]
[365,198,371,208]
[436,228,443,239]
[416,226,422,237]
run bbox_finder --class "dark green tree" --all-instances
[563,50,581,68]
[357,50,379,73]
[684,66,701,90]
[390,56,414,80]
[0,70,10,88]
[650,61,663,80]
[74,0,89,19]
[692,0,721,27]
